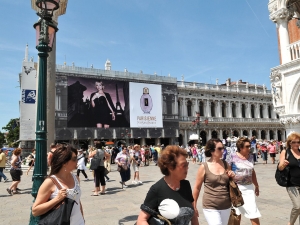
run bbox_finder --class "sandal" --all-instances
[91,194,99,196]
[6,188,12,195]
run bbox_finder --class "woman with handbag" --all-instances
[137,145,198,225]
[32,145,85,225]
[90,141,110,196]
[278,132,300,225]
[115,145,131,188]
[192,138,235,225]
[226,137,261,225]
[7,148,22,195]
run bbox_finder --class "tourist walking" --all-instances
[26,149,36,175]
[32,145,85,224]
[115,146,131,188]
[137,145,198,225]
[226,137,261,225]
[47,143,57,167]
[131,144,143,185]
[0,148,8,182]
[260,141,268,164]
[267,141,277,164]
[7,148,22,195]
[77,149,89,181]
[193,138,235,225]
[278,132,300,225]
[90,142,109,195]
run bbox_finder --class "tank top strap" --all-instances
[71,173,79,186]
[50,175,65,189]
[203,162,210,173]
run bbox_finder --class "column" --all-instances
[265,129,270,140]
[174,94,178,115]
[180,98,184,118]
[227,101,232,118]
[271,8,291,64]
[220,129,223,139]
[247,103,251,118]
[206,100,211,118]
[216,101,222,117]
[255,103,260,118]
[249,129,252,138]
[263,104,268,119]
[237,102,241,118]
[207,129,212,140]
[183,98,187,118]
[273,129,278,140]
[155,138,160,146]
[195,99,199,114]
[184,129,188,147]
[271,105,277,119]
[240,129,243,137]
[192,99,196,116]
[257,129,261,139]
[281,130,286,141]
[140,138,146,146]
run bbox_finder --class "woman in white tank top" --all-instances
[32,145,85,225]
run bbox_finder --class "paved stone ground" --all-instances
[0,155,292,225]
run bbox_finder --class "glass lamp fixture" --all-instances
[34,18,58,51]
[36,0,60,18]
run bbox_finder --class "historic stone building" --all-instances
[178,78,285,146]
[268,0,300,134]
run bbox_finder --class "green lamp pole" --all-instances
[29,1,59,224]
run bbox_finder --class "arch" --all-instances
[259,105,263,118]
[187,100,192,117]
[261,130,266,140]
[252,130,257,138]
[232,103,237,118]
[268,105,272,118]
[178,134,183,146]
[289,76,300,113]
[222,130,229,139]
[251,104,255,118]
[212,130,218,138]
[277,130,282,141]
[222,102,226,117]
[199,101,204,116]
[211,102,216,117]
[270,130,274,140]
[200,130,207,145]
[241,104,246,118]
[243,130,248,137]
[233,130,239,137]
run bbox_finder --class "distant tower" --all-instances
[105,59,111,70]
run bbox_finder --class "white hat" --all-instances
[78,149,83,152]
[158,199,180,219]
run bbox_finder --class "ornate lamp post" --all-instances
[192,112,202,145]
[29,1,59,224]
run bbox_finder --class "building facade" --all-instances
[268,0,300,134]
[178,78,285,146]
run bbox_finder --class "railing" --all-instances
[56,65,177,84]
[179,116,280,123]
[177,81,272,95]
[289,40,300,61]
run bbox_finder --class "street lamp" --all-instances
[192,112,202,145]
[29,1,59,224]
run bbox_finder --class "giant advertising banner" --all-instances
[67,76,130,128]
[20,61,37,140]
[129,82,163,128]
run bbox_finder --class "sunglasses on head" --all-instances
[244,145,251,148]
[216,147,224,151]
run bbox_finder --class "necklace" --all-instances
[164,177,180,191]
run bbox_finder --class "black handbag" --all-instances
[38,177,76,225]
[90,150,102,170]
[140,204,171,225]
[275,149,290,187]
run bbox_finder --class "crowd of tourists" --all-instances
[1,133,300,225]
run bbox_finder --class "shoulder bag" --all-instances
[38,177,76,225]
[90,150,101,170]
[224,160,244,207]
[140,204,171,225]
[275,149,290,187]
[228,208,240,225]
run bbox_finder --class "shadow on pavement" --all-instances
[119,215,138,225]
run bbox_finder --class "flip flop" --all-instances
[100,192,106,195]
[91,194,99,196]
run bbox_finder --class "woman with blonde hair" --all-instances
[278,132,300,225]
[226,137,261,225]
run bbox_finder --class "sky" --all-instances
[0,0,279,131]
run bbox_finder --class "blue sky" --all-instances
[0,0,278,131]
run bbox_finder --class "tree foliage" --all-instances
[2,118,20,147]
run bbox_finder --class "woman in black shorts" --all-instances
[7,148,22,195]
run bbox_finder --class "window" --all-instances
[166,95,172,115]
[268,105,272,118]
[241,104,246,118]
[222,102,226,117]
[232,103,236,117]
[187,100,192,117]
[199,101,204,116]
[260,105,263,118]
[211,102,216,117]
[251,104,255,118]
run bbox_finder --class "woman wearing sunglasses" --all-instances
[278,132,300,225]
[226,137,261,225]
[32,145,85,225]
[193,138,235,225]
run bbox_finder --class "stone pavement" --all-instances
[0,155,292,225]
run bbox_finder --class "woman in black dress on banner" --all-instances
[90,81,116,128]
